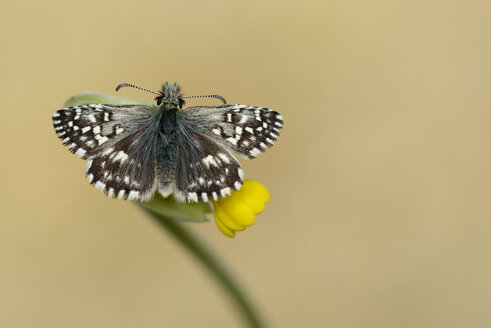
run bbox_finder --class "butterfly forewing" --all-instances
[182,104,283,159]
[53,104,158,200]
[53,104,154,158]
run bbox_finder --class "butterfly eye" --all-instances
[156,97,163,106]
[178,98,185,109]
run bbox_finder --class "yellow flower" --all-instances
[212,180,271,237]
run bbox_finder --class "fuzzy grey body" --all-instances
[52,82,283,202]
[156,98,179,195]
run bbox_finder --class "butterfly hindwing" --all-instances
[173,125,244,203]
[182,104,283,159]
[85,128,157,201]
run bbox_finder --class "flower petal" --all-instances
[214,205,246,231]
[212,180,271,236]
[219,198,255,227]
[215,216,236,238]
[241,180,270,204]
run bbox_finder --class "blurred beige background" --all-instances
[1,0,491,327]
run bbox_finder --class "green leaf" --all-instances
[64,92,154,107]
[140,194,211,222]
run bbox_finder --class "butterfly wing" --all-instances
[181,104,283,159]
[172,120,244,203]
[53,104,159,200]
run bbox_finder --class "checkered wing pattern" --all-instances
[173,125,244,203]
[52,104,158,200]
[52,83,283,203]
[182,104,283,159]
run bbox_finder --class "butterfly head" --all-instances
[156,82,185,109]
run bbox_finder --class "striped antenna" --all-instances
[115,82,161,96]
[182,94,227,104]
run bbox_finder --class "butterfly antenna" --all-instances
[181,94,227,104]
[115,82,161,96]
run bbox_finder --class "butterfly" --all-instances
[52,82,283,202]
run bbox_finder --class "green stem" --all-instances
[140,206,266,328]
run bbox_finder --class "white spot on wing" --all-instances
[249,148,261,157]
[93,126,101,134]
[187,192,198,202]
[203,155,219,167]
[217,153,230,164]
[81,126,91,134]
[103,147,114,155]
[94,181,106,191]
[220,187,231,197]
[95,135,109,145]
[112,151,129,163]
[128,190,140,200]
[75,148,86,157]
[227,137,238,145]
[117,190,126,199]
